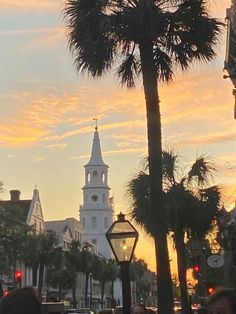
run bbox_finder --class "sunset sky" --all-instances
[0,0,235,272]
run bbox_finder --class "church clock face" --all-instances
[92,195,98,202]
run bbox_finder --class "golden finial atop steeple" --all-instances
[93,118,98,131]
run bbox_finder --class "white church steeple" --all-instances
[85,125,107,167]
[80,125,114,258]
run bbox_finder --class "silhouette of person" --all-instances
[131,303,146,314]
[0,287,41,314]
[207,287,236,314]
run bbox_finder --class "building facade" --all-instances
[45,217,83,250]
[79,126,114,258]
[0,189,46,288]
[225,0,236,119]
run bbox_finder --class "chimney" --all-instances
[10,190,21,202]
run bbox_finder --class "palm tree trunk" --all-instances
[85,273,89,308]
[139,40,173,314]
[58,281,62,301]
[38,263,44,301]
[32,266,38,286]
[101,281,105,309]
[175,230,191,314]
[72,279,77,308]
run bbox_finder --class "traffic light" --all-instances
[206,284,215,295]
[193,264,200,272]
[193,264,202,279]
[15,270,22,287]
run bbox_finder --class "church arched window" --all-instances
[101,172,105,183]
[104,217,108,229]
[87,172,91,183]
[92,216,97,229]
[93,171,98,177]
[82,217,85,228]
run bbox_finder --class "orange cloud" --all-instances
[0,89,78,147]
[175,129,236,146]
[221,184,236,210]
[208,0,232,17]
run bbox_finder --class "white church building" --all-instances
[79,126,114,258]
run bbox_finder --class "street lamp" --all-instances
[106,212,139,314]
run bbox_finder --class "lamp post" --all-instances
[105,212,139,314]
[89,273,92,309]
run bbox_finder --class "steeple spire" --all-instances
[86,122,107,166]
[93,118,98,131]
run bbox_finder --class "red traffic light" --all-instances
[193,265,200,272]
[206,284,215,295]
[208,287,215,294]
[15,270,22,280]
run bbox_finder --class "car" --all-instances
[76,308,96,314]
[146,307,157,314]
[98,309,114,314]
[114,306,123,314]
[174,301,181,313]
[66,309,96,314]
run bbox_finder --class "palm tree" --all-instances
[130,259,147,302]
[93,257,119,309]
[80,246,95,307]
[23,233,43,286]
[63,2,222,313]
[106,259,119,306]
[92,256,107,308]
[23,231,57,300]
[66,240,82,308]
[127,151,221,314]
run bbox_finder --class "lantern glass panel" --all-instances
[109,221,135,234]
[110,237,136,262]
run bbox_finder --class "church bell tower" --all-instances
[80,124,114,258]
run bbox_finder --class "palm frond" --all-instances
[162,149,178,186]
[63,0,115,77]
[126,171,154,235]
[153,46,174,81]
[166,0,223,70]
[187,154,216,187]
[116,53,139,87]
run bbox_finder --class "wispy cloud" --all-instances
[45,143,67,150]
[69,146,147,160]
[0,0,230,16]
[44,120,144,143]
[0,89,78,147]
[20,27,64,52]
[33,156,46,163]
[0,27,61,36]
[0,0,61,13]
[175,129,236,146]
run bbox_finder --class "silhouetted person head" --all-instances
[131,303,146,314]
[207,287,236,314]
[0,287,41,314]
